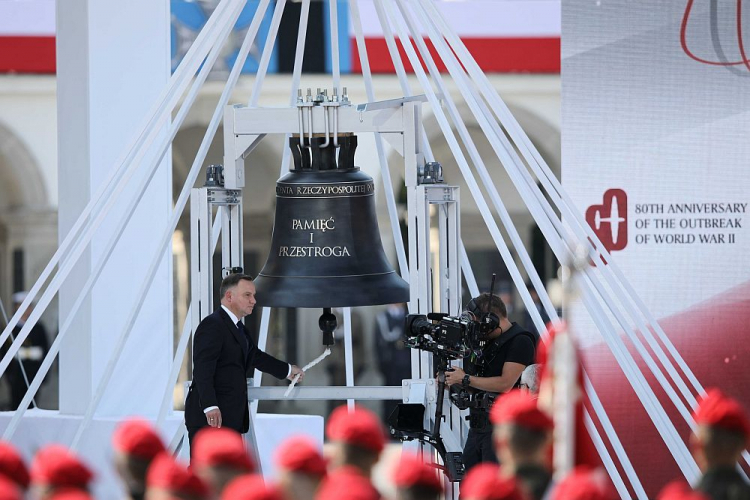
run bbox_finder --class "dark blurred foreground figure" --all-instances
[112,418,166,500]
[30,445,94,500]
[315,466,381,500]
[690,388,750,500]
[274,435,327,500]
[490,390,553,500]
[0,440,29,493]
[326,404,386,480]
[392,453,443,500]
[145,453,208,500]
[192,427,254,497]
[221,475,284,500]
[551,466,617,500]
[460,463,527,500]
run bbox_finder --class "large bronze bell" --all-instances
[253,134,410,308]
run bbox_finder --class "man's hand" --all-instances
[205,408,222,428]
[444,366,466,387]
[287,365,304,382]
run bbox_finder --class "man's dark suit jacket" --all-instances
[184,307,289,434]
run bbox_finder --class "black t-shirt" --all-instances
[478,323,536,382]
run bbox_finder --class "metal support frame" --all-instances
[220,96,472,491]
[407,183,464,494]
[190,187,243,327]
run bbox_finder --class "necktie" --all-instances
[237,321,249,351]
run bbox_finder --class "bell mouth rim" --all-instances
[256,271,396,279]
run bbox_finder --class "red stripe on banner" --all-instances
[351,36,560,74]
[0,36,56,73]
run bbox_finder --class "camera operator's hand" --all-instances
[444,366,466,387]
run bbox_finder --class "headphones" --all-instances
[464,274,500,337]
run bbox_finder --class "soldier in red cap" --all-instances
[315,466,381,500]
[551,466,617,500]
[145,453,208,500]
[690,388,750,500]
[220,474,284,500]
[490,389,553,500]
[658,481,711,500]
[30,445,94,499]
[31,445,94,500]
[0,440,29,493]
[0,476,21,500]
[191,427,254,497]
[460,463,527,500]
[274,435,327,500]
[391,453,443,500]
[112,418,166,500]
[326,404,386,480]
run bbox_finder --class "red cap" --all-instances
[490,390,553,431]
[657,481,710,500]
[0,441,29,488]
[0,476,20,500]
[460,464,525,500]
[112,418,165,460]
[315,466,380,500]
[192,427,254,472]
[693,388,750,438]
[30,445,93,490]
[326,405,385,453]
[552,467,617,500]
[221,474,284,500]
[146,453,209,498]
[48,488,93,500]
[274,436,327,476]
[392,454,443,493]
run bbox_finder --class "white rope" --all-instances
[279,0,312,176]
[329,0,341,95]
[419,0,711,449]
[584,410,632,500]
[413,0,703,483]
[348,0,409,279]
[396,0,550,337]
[388,0,680,490]
[382,0,547,336]
[284,348,332,397]
[68,0,274,451]
[0,0,245,366]
[249,0,288,108]
[0,0,246,435]
[585,374,649,500]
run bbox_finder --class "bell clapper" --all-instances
[319,307,337,347]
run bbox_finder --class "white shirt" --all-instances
[204,305,290,414]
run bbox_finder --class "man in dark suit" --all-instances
[184,274,303,453]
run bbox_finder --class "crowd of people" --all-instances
[0,385,746,499]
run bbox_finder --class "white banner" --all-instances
[563,0,750,495]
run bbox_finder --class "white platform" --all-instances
[0,410,323,499]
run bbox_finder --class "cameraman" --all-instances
[444,292,537,473]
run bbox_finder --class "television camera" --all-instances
[388,275,501,482]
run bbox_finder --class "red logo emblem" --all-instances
[586,189,628,252]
